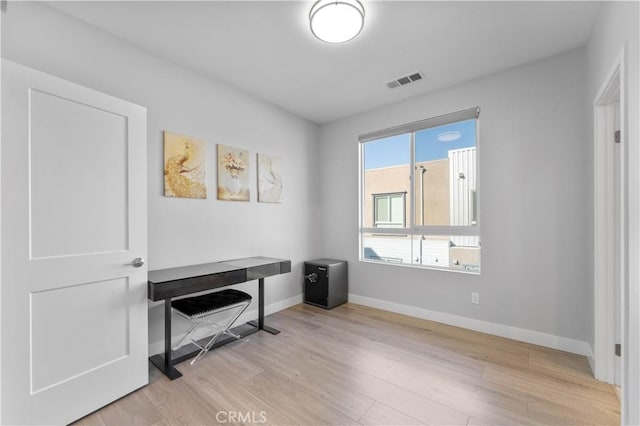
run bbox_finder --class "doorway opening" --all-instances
[593,49,626,398]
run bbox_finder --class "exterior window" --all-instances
[373,193,405,228]
[359,108,480,273]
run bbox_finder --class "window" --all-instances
[373,193,405,228]
[359,108,480,273]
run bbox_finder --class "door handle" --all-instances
[127,257,145,268]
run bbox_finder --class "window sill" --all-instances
[359,258,481,275]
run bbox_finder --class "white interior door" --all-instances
[1,59,148,425]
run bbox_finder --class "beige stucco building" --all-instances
[362,159,450,227]
[362,149,480,271]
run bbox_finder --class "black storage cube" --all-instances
[304,259,348,309]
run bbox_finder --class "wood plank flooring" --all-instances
[75,303,619,425]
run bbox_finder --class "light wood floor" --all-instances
[75,303,620,425]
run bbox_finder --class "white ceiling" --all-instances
[50,1,600,124]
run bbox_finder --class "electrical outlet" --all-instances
[471,292,480,304]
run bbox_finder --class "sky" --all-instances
[363,119,476,169]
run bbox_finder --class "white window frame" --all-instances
[358,107,481,272]
[373,192,406,228]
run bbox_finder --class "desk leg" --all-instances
[258,277,265,329]
[163,299,173,369]
[149,299,183,380]
[248,278,280,335]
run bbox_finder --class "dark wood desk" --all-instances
[148,257,291,379]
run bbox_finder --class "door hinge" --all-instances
[615,343,621,357]
[614,130,621,143]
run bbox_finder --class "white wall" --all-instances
[587,2,640,424]
[320,49,591,349]
[1,2,321,351]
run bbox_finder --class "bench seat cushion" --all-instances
[172,289,252,318]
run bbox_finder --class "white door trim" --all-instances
[593,46,626,387]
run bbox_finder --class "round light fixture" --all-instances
[309,0,365,44]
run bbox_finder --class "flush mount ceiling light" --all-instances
[309,0,365,44]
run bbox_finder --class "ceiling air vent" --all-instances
[386,71,423,89]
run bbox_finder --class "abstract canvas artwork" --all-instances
[257,153,283,203]
[217,144,250,201]
[163,131,207,199]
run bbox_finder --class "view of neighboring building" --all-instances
[361,118,480,272]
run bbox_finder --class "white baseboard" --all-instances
[349,293,594,357]
[149,294,302,356]
[150,292,594,360]
[587,351,596,375]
